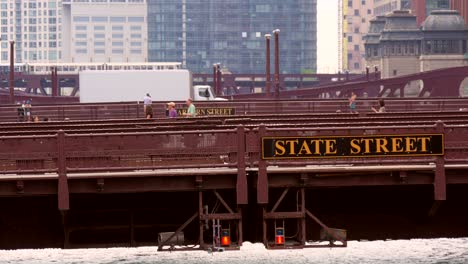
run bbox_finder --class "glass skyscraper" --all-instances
[147,0,317,74]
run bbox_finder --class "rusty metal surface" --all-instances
[1,98,468,122]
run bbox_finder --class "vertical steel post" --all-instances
[54,66,59,96]
[366,66,370,81]
[257,125,268,204]
[273,29,280,99]
[300,188,306,246]
[9,41,15,104]
[198,191,205,248]
[216,64,222,96]
[434,121,446,201]
[265,34,271,97]
[213,64,217,95]
[57,130,70,211]
[237,207,243,246]
[236,125,248,205]
[51,67,56,97]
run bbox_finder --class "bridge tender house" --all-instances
[262,134,444,159]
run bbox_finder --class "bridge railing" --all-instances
[1,98,468,122]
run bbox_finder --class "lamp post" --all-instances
[213,64,218,95]
[366,66,370,81]
[215,63,222,96]
[9,41,15,104]
[273,29,280,99]
[265,33,271,97]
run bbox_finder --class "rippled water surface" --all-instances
[1,238,468,264]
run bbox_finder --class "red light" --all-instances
[275,235,284,245]
[221,236,230,246]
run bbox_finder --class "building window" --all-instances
[73,16,89,22]
[76,49,87,54]
[94,49,105,54]
[112,26,124,31]
[354,45,359,51]
[112,49,124,54]
[94,26,105,31]
[94,33,105,39]
[348,53,353,60]
[361,0,365,4]
[131,41,142,47]
[112,41,124,46]
[94,41,105,46]
[75,25,87,31]
[354,28,359,33]
[348,0,352,7]
[130,33,141,39]
[76,42,87,46]
[75,33,87,38]
[347,36,353,43]
[128,17,144,23]
[367,9,371,15]
[354,63,360,69]
[361,18,366,23]
[354,9,359,16]
[92,17,108,22]
[130,49,141,54]
[112,33,123,38]
[130,25,142,31]
[110,16,126,22]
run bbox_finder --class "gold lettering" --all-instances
[284,140,299,155]
[310,139,324,154]
[391,138,404,152]
[298,141,312,155]
[275,140,286,156]
[418,137,431,152]
[350,139,361,154]
[361,139,375,153]
[324,139,337,155]
[375,138,389,153]
[405,137,418,152]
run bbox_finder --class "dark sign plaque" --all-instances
[262,134,444,160]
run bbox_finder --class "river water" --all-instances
[0,238,467,264]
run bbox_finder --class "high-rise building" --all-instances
[411,0,450,25]
[61,0,148,63]
[373,0,411,17]
[147,1,317,74]
[0,0,62,63]
[340,0,375,73]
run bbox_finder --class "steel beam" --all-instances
[213,190,234,214]
[264,211,304,219]
[200,213,242,220]
[270,188,289,213]
[157,211,199,251]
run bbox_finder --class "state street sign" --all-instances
[262,134,444,160]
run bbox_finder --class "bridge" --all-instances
[1,102,468,250]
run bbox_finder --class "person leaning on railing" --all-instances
[184,98,196,117]
[371,99,386,113]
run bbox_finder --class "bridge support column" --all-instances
[434,121,446,201]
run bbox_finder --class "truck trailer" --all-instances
[79,70,226,103]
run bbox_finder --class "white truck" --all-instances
[79,70,226,103]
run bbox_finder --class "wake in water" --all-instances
[0,238,467,264]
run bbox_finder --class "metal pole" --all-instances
[213,64,217,95]
[51,67,56,97]
[265,34,271,97]
[9,41,15,104]
[374,65,379,80]
[273,29,280,99]
[216,64,222,96]
[366,66,370,81]
[54,66,59,96]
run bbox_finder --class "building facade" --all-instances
[341,0,375,73]
[373,0,411,17]
[450,0,468,26]
[364,10,468,79]
[147,0,317,74]
[0,0,62,63]
[411,0,450,25]
[61,0,147,63]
